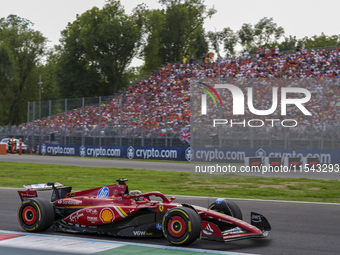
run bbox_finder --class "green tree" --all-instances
[56,0,144,98]
[0,15,47,125]
[238,17,284,52]
[302,33,340,49]
[189,26,209,60]
[142,0,213,72]
[253,17,284,47]
[207,27,237,57]
[237,23,254,51]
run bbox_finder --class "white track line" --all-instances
[0,230,258,255]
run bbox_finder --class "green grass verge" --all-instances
[1,162,339,203]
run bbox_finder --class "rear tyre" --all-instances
[162,207,201,245]
[18,198,55,232]
[209,198,243,220]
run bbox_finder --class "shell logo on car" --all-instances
[100,208,115,223]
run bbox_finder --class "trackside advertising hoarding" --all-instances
[38,144,189,161]
[39,143,339,164]
[189,147,340,164]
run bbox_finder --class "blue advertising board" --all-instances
[39,144,190,161]
[190,147,340,164]
[39,143,339,164]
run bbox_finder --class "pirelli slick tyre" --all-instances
[18,198,55,232]
[209,199,243,220]
[162,207,201,246]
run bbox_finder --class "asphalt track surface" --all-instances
[1,154,340,180]
[0,155,340,254]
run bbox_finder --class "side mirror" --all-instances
[170,196,176,202]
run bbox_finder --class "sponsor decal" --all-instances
[19,191,37,198]
[57,200,81,205]
[69,211,84,223]
[159,206,164,212]
[113,189,118,195]
[79,145,86,157]
[41,144,46,155]
[256,148,266,162]
[222,227,244,236]
[46,145,76,156]
[218,218,233,224]
[97,187,109,198]
[185,147,193,161]
[127,146,135,159]
[216,198,223,204]
[156,223,162,230]
[86,209,98,214]
[251,214,262,223]
[65,192,75,198]
[203,223,214,235]
[100,208,115,223]
[133,231,146,236]
[87,216,98,224]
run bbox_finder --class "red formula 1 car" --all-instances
[17,179,271,245]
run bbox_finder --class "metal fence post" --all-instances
[64,99,67,145]
[27,101,30,125]
[32,102,35,153]
[49,100,51,144]
[165,92,168,147]
[321,81,325,149]
[120,94,122,147]
[142,92,145,147]
[191,88,194,148]
[27,101,30,144]
[82,98,85,146]
[99,97,101,146]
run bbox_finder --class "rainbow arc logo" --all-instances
[198,82,223,115]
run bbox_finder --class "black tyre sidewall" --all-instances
[162,207,201,245]
[18,198,54,232]
[209,199,243,220]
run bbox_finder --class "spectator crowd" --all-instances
[2,46,340,144]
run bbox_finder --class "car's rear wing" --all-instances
[18,182,65,202]
[23,182,64,190]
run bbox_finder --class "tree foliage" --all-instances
[238,17,284,52]
[301,33,340,49]
[142,0,210,73]
[0,15,47,125]
[56,0,144,98]
[207,27,237,57]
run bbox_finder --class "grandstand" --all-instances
[1,46,340,151]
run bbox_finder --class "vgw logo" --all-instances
[200,83,312,128]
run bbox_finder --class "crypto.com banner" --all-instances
[38,144,190,161]
[190,78,340,176]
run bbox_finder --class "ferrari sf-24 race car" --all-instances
[17,179,271,245]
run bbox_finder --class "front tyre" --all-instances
[209,198,243,220]
[18,198,54,232]
[162,207,201,246]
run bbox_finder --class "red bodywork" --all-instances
[18,181,270,242]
